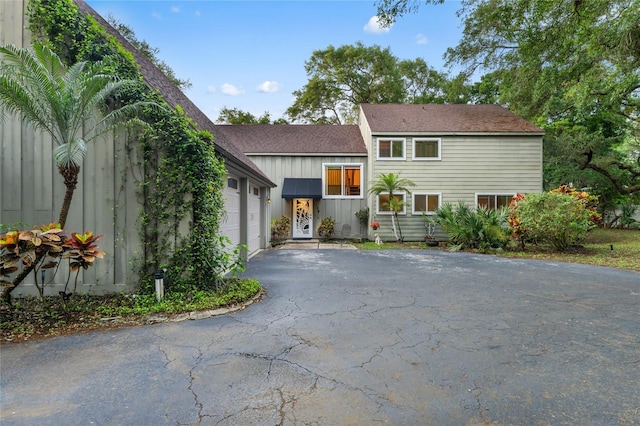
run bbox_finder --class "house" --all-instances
[212,125,369,239]
[214,104,544,242]
[1,0,543,298]
[0,0,275,296]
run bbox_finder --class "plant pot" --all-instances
[426,240,439,247]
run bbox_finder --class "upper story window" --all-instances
[323,163,363,198]
[477,194,514,210]
[413,138,441,160]
[413,193,441,214]
[376,192,406,215]
[227,177,238,189]
[377,138,405,160]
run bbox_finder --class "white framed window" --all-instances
[322,163,363,199]
[412,193,441,214]
[376,192,406,215]
[476,194,515,210]
[377,138,405,160]
[413,138,441,160]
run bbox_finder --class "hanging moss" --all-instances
[26,0,231,292]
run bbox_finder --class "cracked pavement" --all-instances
[1,249,639,425]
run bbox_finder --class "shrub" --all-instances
[434,202,510,251]
[511,191,597,251]
[270,216,291,246]
[317,217,336,242]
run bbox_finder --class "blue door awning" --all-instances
[281,178,322,199]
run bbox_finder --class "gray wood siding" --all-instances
[369,134,543,241]
[248,155,368,240]
[1,2,141,295]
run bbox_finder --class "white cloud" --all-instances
[221,84,245,96]
[171,6,180,13]
[151,11,162,20]
[363,16,391,34]
[256,81,282,93]
[206,85,216,94]
[415,33,428,45]
[195,10,201,17]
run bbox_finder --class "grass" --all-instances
[0,277,262,343]
[354,228,640,272]
[496,228,640,272]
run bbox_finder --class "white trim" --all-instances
[412,192,442,215]
[376,192,407,215]
[475,192,517,209]
[412,138,441,161]
[376,137,406,160]
[322,163,364,199]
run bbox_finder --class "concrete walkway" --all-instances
[1,250,639,425]
[276,239,358,250]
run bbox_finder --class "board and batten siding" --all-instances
[248,155,368,239]
[1,1,141,295]
[368,134,543,241]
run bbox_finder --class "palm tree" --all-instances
[0,43,153,300]
[368,172,416,241]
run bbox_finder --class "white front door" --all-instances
[293,198,313,239]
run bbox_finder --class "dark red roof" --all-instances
[360,104,544,134]
[212,125,367,155]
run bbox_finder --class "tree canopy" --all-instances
[216,107,288,124]
[286,42,470,124]
[376,0,640,196]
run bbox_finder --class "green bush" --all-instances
[434,202,510,251]
[270,216,291,246]
[317,217,336,242]
[511,191,596,251]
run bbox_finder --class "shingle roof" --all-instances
[360,104,544,134]
[212,125,367,155]
[74,0,274,186]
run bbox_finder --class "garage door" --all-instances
[221,176,241,247]
[248,183,261,254]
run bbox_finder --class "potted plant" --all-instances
[424,215,439,247]
[370,221,380,231]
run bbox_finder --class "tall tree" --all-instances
[368,173,416,241]
[376,0,640,195]
[0,43,152,299]
[216,107,288,124]
[287,42,405,124]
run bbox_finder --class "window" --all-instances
[413,193,441,214]
[227,177,238,189]
[377,138,405,160]
[413,138,441,160]
[253,187,259,196]
[477,194,514,210]
[376,192,406,215]
[322,163,363,198]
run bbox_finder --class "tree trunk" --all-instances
[1,165,80,303]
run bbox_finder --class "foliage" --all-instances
[0,277,262,342]
[0,224,103,301]
[423,214,436,240]
[106,14,191,91]
[510,191,598,252]
[434,202,510,252]
[370,221,380,231]
[270,216,291,246]
[23,0,234,297]
[368,172,416,241]
[216,107,288,124]
[286,42,472,124]
[355,207,370,229]
[376,0,640,196]
[317,217,336,242]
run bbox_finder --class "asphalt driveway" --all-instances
[1,249,639,425]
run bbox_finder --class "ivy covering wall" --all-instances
[26,0,229,292]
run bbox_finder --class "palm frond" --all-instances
[53,139,87,169]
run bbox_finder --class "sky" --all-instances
[85,0,465,122]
